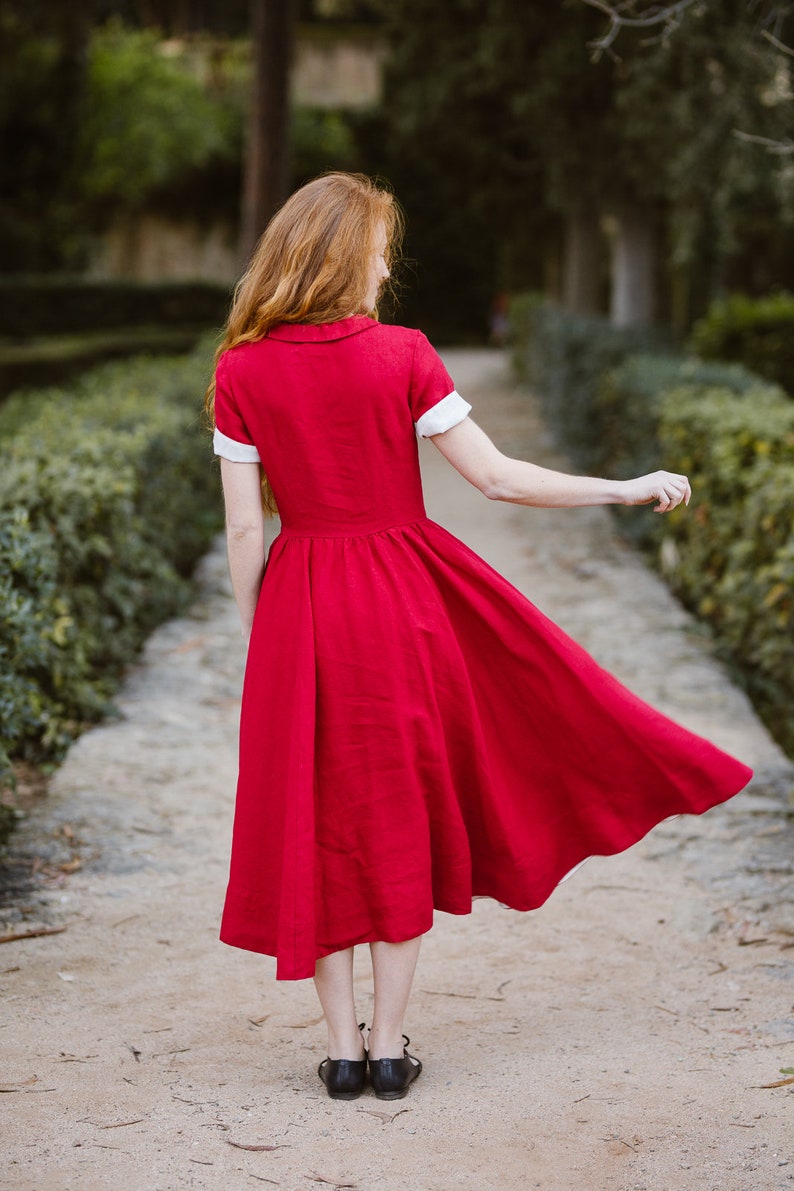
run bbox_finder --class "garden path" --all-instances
[2,349,794,1191]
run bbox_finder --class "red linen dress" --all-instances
[213,316,752,981]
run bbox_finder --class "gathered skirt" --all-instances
[219,516,752,979]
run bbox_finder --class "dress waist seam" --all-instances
[278,515,430,541]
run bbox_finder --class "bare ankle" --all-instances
[326,1025,366,1061]
[367,1025,406,1061]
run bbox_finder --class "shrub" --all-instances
[0,278,231,340]
[594,354,767,538]
[508,294,794,758]
[655,382,793,603]
[656,386,794,754]
[691,292,794,397]
[715,461,794,749]
[506,293,544,382]
[0,346,222,788]
[511,302,667,466]
[595,352,757,474]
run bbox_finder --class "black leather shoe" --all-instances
[368,1035,422,1100]
[318,1055,367,1100]
[317,1022,367,1100]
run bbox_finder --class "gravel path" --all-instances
[2,349,793,1191]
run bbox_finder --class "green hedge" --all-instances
[510,298,794,758]
[593,354,766,539]
[0,326,216,402]
[0,346,222,791]
[0,278,231,340]
[655,387,794,750]
[691,292,794,397]
[508,298,667,466]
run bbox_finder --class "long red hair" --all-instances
[206,172,403,514]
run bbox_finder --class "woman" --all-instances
[206,172,751,1101]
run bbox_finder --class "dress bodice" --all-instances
[212,318,470,536]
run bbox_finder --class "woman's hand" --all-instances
[620,471,692,513]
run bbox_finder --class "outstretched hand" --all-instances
[621,471,692,514]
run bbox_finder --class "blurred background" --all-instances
[3,0,794,354]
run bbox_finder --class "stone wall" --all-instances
[87,215,239,284]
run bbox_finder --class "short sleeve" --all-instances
[213,353,261,463]
[409,332,472,438]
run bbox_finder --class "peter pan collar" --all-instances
[266,316,380,342]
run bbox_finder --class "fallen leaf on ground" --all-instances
[59,858,82,874]
[0,1076,38,1092]
[248,1014,270,1026]
[0,926,67,945]
[225,1141,289,1152]
[358,1108,410,1123]
[308,1176,358,1188]
[758,1075,794,1088]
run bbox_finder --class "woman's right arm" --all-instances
[220,458,266,641]
[430,416,691,514]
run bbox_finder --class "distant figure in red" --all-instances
[490,290,510,345]
[205,172,752,1102]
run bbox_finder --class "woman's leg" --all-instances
[314,947,366,1060]
[368,936,422,1060]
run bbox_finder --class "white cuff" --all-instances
[415,390,472,438]
[213,427,261,463]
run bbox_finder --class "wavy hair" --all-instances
[206,172,403,514]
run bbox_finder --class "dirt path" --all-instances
[2,350,793,1191]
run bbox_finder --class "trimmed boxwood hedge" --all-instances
[0,278,231,340]
[510,298,794,759]
[0,326,215,401]
[508,296,668,467]
[0,345,223,796]
[691,292,794,398]
[655,387,794,751]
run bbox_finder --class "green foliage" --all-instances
[0,277,231,342]
[0,3,90,269]
[594,353,763,483]
[77,22,243,222]
[506,293,543,382]
[0,278,231,402]
[0,347,222,787]
[372,1,794,334]
[691,293,794,396]
[509,296,794,756]
[0,12,369,269]
[0,328,216,403]
[291,107,358,181]
[656,387,794,753]
[511,301,666,466]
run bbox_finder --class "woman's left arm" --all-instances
[431,416,691,513]
[220,458,266,641]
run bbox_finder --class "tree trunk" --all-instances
[561,209,602,315]
[239,0,297,266]
[609,205,657,327]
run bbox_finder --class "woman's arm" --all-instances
[220,458,266,640]
[430,417,691,513]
